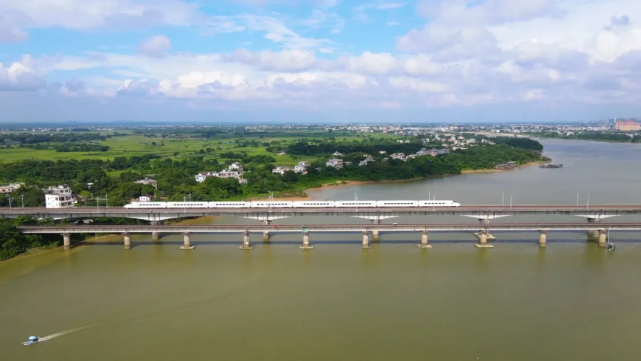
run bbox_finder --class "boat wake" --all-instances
[38,326,91,342]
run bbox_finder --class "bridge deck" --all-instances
[18,222,641,234]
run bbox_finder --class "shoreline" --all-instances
[461,160,543,174]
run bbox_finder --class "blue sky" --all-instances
[0,0,640,123]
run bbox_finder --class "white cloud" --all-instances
[0,57,46,91]
[342,52,398,74]
[137,35,172,58]
[228,49,317,71]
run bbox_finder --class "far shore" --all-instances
[267,160,546,199]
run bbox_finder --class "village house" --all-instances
[294,161,310,174]
[45,185,74,209]
[272,166,292,175]
[326,158,344,169]
[134,177,158,189]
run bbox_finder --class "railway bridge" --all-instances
[18,222,640,251]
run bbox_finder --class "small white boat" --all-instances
[22,336,39,346]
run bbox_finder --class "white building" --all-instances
[390,153,406,161]
[332,151,343,156]
[45,185,74,209]
[294,161,310,174]
[134,177,158,189]
[272,166,291,175]
[139,196,151,202]
[0,182,24,194]
[195,166,246,184]
[228,162,243,171]
[326,158,344,169]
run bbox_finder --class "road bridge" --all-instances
[19,222,639,250]
[2,205,641,223]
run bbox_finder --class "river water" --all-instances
[2,139,641,361]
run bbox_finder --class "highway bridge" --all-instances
[19,222,639,250]
[2,205,641,223]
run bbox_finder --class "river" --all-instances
[2,139,641,360]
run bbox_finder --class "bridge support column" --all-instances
[123,232,131,250]
[262,220,272,226]
[539,231,547,247]
[62,233,71,250]
[361,231,370,249]
[300,232,313,249]
[587,218,600,239]
[475,230,494,248]
[417,231,432,249]
[598,230,608,247]
[240,231,254,250]
[150,222,160,241]
[372,230,380,242]
[180,232,195,250]
[263,231,271,242]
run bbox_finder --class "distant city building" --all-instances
[45,185,74,209]
[134,177,158,189]
[0,182,24,194]
[615,120,640,131]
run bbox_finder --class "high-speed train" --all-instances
[124,200,461,209]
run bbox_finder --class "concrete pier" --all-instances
[263,231,271,242]
[180,232,195,250]
[539,231,547,247]
[362,231,370,249]
[150,222,160,241]
[372,230,380,241]
[300,232,313,249]
[475,230,494,248]
[598,230,607,247]
[62,233,71,250]
[240,231,254,250]
[123,232,131,250]
[417,230,432,249]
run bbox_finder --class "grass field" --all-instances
[0,132,402,165]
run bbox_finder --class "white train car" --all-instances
[124,202,167,209]
[334,201,377,208]
[376,200,419,207]
[292,201,335,208]
[209,202,251,208]
[250,201,294,208]
[166,202,209,208]
[418,200,460,207]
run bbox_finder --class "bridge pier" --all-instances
[263,231,271,242]
[598,230,608,247]
[417,230,432,249]
[300,232,313,249]
[62,233,71,250]
[123,232,131,250]
[475,230,494,248]
[362,231,371,249]
[372,230,380,241]
[150,222,160,241]
[180,232,195,250]
[240,231,254,250]
[539,230,547,247]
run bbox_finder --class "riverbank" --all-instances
[461,160,544,174]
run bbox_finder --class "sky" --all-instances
[0,0,640,123]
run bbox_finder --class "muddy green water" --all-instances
[2,139,641,360]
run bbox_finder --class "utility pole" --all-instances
[105,194,108,208]
[7,196,13,212]
[576,191,579,206]
[21,194,24,208]
[587,193,590,209]
[502,191,505,206]
[510,195,513,209]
